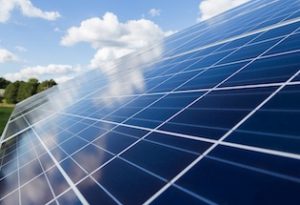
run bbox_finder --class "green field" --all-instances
[0,105,14,135]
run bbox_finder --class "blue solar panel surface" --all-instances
[1,0,300,204]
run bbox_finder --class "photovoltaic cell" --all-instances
[1,0,300,204]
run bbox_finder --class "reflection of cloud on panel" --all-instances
[20,175,51,204]
[1,190,19,204]
[93,44,163,106]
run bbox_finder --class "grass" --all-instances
[0,104,14,135]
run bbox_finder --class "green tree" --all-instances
[4,81,20,104]
[16,81,27,102]
[0,77,11,89]
[17,79,40,102]
[37,79,57,93]
[27,78,39,95]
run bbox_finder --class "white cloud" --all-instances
[3,64,82,83]
[61,12,165,49]
[61,12,169,75]
[0,48,17,63]
[148,8,161,17]
[198,0,249,21]
[0,0,60,23]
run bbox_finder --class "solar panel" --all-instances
[1,0,300,204]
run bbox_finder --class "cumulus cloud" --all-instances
[198,0,249,21]
[4,64,82,83]
[0,0,60,23]
[0,48,17,63]
[61,12,168,74]
[148,8,161,17]
[61,12,165,49]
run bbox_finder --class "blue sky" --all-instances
[0,0,247,83]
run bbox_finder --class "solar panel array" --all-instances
[1,0,300,204]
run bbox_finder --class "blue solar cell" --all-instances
[218,33,259,51]
[112,125,148,138]
[152,186,208,205]
[76,125,106,141]
[67,122,90,134]
[252,21,300,43]
[145,132,212,154]
[218,38,282,64]
[264,32,300,55]
[92,158,165,204]
[93,131,138,154]
[185,50,233,71]
[150,71,201,92]
[176,61,248,91]
[59,157,86,183]
[77,177,117,205]
[250,14,290,31]
[121,140,198,180]
[59,136,88,155]
[225,85,300,154]
[209,145,300,179]
[72,144,113,172]
[51,146,68,161]
[176,157,300,205]
[160,87,276,139]
[221,52,300,87]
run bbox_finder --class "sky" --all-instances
[0,0,249,83]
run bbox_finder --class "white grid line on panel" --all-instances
[142,70,300,204]
[150,12,300,69]
[142,23,300,203]
[52,111,300,205]
[28,134,58,203]
[59,111,300,161]
[16,138,21,205]
[23,117,90,205]
[161,0,280,57]
[54,140,123,205]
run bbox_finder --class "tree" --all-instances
[17,79,39,102]
[37,79,57,93]
[3,78,57,104]
[0,77,11,89]
[16,81,27,102]
[4,81,20,104]
[27,78,39,95]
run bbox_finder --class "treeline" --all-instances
[0,77,57,104]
